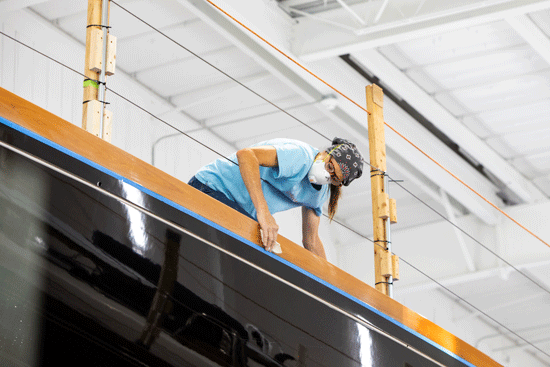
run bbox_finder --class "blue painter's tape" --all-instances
[0,116,477,367]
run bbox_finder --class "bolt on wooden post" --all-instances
[366,84,399,296]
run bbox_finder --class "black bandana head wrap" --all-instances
[325,137,364,186]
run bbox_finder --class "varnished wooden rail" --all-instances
[0,87,502,367]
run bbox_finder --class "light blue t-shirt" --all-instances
[194,138,329,219]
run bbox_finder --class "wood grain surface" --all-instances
[0,87,502,367]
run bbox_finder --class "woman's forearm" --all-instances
[303,235,326,260]
[236,148,269,214]
[236,147,279,251]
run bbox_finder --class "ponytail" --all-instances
[328,184,342,221]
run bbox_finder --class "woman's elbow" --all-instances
[302,236,317,250]
[236,148,251,160]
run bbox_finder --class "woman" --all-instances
[188,137,364,259]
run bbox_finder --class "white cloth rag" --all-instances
[260,230,282,254]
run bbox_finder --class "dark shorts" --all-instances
[188,176,254,220]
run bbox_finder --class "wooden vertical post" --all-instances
[83,0,102,135]
[366,84,391,295]
[83,0,113,140]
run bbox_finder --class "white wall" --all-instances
[0,9,231,182]
[1,11,82,124]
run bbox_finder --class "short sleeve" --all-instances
[273,143,312,181]
[313,205,323,217]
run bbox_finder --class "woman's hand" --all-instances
[236,146,280,252]
[257,208,279,252]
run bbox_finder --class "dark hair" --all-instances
[328,183,342,221]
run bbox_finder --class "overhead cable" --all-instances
[390,178,550,299]
[0,29,377,249]
[201,0,550,251]
[2,21,549,313]
[109,1,382,174]
[396,253,550,359]
[2,29,550,359]
[2,27,547,308]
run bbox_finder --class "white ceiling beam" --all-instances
[130,45,235,76]
[352,49,547,205]
[0,0,48,14]
[114,19,201,43]
[388,158,442,205]
[192,99,318,136]
[431,67,550,97]
[163,71,271,117]
[398,258,550,295]
[443,289,550,366]
[177,0,506,224]
[354,0,527,36]
[294,0,550,61]
[373,0,390,24]
[175,0,382,145]
[440,189,476,272]
[175,0,384,152]
[493,336,550,353]
[403,43,530,71]
[310,57,501,225]
[176,0,328,103]
[506,14,550,66]
[455,291,546,322]
[200,95,302,127]
[413,0,429,17]
[334,0,366,25]
[489,271,550,358]
[285,6,356,32]
[494,218,511,281]
[477,322,550,349]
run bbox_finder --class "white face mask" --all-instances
[308,159,331,185]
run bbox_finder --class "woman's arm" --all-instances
[301,207,326,260]
[236,146,279,252]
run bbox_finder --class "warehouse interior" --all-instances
[2,0,550,365]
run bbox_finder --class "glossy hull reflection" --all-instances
[0,121,471,367]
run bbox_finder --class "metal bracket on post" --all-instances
[384,172,393,298]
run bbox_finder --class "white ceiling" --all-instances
[3,0,550,365]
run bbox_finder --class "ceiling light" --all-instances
[320,95,338,110]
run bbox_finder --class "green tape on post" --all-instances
[83,79,99,89]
